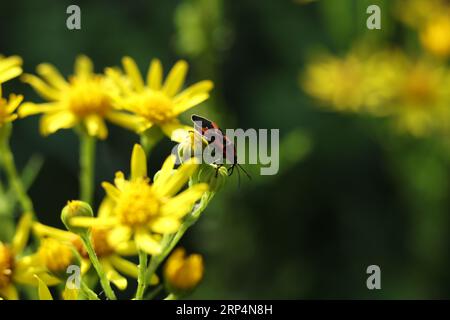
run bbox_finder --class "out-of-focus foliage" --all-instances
[0,0,449,299]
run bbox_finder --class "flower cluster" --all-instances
[0,54,222,300]
[302,0,450,137]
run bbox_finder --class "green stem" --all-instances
[80,234,116,300]
[135,251,148,300]
[144,284,163,300]
[79,131,96,204]
[0,138,35,216]
[81,280,100,300]
[143,192,214,295]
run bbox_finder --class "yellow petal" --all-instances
[135,230,162,255]
[40,111,78,136]
[21,74,60,101]
[102,181,121,201]
[160,120,191,142]
[109,255,138,278]
[102,259,128,290]
[11,212,32,255]
[106,111,150,133]
[174,80,213,104]
[81,259,91,274]
[33,222,75,242]
[97,197,115,218]
[35,275,53,300]
[160,183,208,218]
[173,94,210,115]
[131,144,147,180]
[150,217,181,234]
[107,226,132,247]
[147,59,162,90]
[18,102,63,118]
[62,288,79,300]
[5,94,23,114]
[157,158,200,197]
[122,56,144,91]
[84,115,108,139]
[69,216,118,228]
[114,241,138,256]
[0,67,22,83]
[74,55,94,78]
[36,63,68,90]
[162,60,188,97]
[153,154,176,190]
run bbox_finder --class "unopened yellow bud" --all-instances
[61,200,93,235]
[164,248,204,294]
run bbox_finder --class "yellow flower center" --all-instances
[72,228,113,258]
[114,179,161,228]
[38,238,74,273]
[134,90,175,124]
[65,76,112,117]
[0,243,14,289]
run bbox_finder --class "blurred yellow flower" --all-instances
[387,60,450,136]
[164,247,204,292]
[302,49,400,113]
[37,238,75,275]
[107,57,213,140]
[0,85,23,127]
[0,55,22,84]
[19,55,141,139]
[0,213,56,300]
[396,0,450,58]
[420,16,450,58]
[33,200,158,291]
[68,144,208,255]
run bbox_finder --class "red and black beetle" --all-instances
[191,114,251,182]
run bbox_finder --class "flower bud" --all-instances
[177,130,208,164]
[164,248,204,295]
[61,200,93,235]
[194,164,228,193]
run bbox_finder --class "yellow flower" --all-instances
[37,238,76,276]
[0,213,56,300]
[68,144,209,255]
[164,247,204,292]
[19,55,141,139]
[107,57,213,140]
[0,85,23,127]
[387,60,450,136]
[33,199,158,291]
[302,48,400,113]
[420,16,450,58]
[0,55,22,84]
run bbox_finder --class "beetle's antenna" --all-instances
[237,164,251,180]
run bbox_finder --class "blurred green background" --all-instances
[1,0,450,299]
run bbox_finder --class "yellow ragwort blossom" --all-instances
[387,59,450,136]
[0,213,57,300]
[302,48,401,113]
[0,85,23,127]
[164,247,204,292]
[33,199,158,291]
[396,0,450,58]
[0,55,22,84]
[106,57,213,141]
[19,55,142,139]
[420,16,450,59]
[68,144,209,255]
